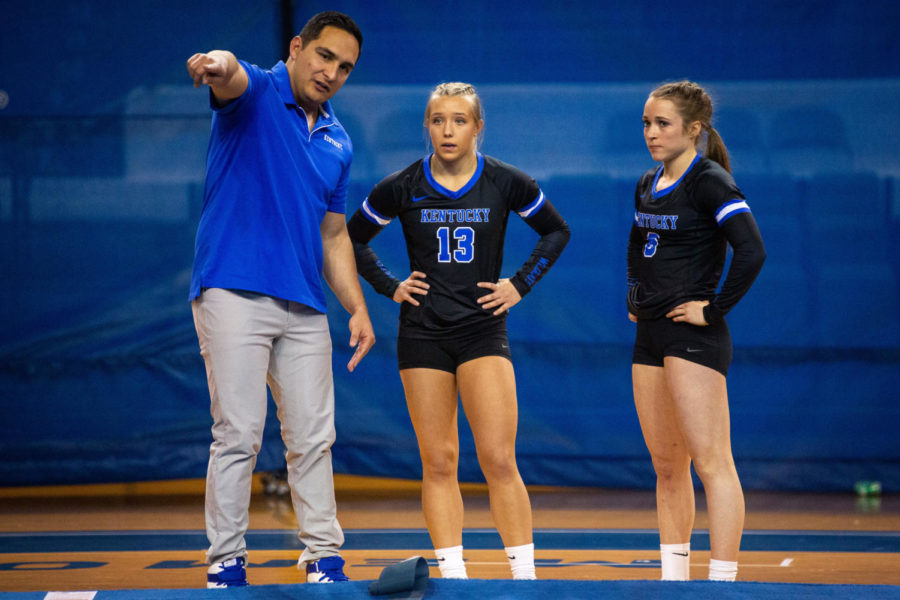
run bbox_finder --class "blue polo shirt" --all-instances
[189,60,353,313]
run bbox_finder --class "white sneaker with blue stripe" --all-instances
[306,556,349,582]
[207,556,249,588]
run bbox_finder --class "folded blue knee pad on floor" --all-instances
[369,556,429,599]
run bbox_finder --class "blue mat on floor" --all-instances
[3,580,900,600]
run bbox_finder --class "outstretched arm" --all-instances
[186,50,249,103]
[322,211,375,372]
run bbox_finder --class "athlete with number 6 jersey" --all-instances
[347,82,569,581]
[627,154,760,329]
[626,81,765,584]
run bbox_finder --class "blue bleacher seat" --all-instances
[336,111,374,182]
[737,172,802,219]
[729,263,813,348]
[346,178,376,209]
[372,108,429,177]
[890,176,900,277]
[506,264,628,345]
[0,177,10,221]
[124,116,208,181]
[540,174,630,269]
[737,172,805,261]
[803,172,888,266]
[727,173,813,346]
[27,177,193,222]
[504,175,630,345]
[542,173,622,219]
[599,110,652,179]
[715,106,769,174]
[810,264,900,348]
[768,106,854,175]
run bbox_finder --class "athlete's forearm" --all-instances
[347,211,401,299]
[704,213,766,324]
[510,201,570,297]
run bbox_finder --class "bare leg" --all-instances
[457,356,533,549]
[664,357,744,562]
[633,364,695,546]
[400,368,464,549]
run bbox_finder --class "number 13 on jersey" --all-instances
[437,226,475,263]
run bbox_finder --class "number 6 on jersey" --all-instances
[643,232,659,258]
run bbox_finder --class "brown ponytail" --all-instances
[704,125,731,173]
[650,81,731,173]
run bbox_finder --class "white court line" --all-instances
[699,560,793,569]
[466,557,797,568]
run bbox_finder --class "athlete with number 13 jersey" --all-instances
[347,82,569,581]
[350,152,567,337]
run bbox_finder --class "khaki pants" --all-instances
[192,288,343,567]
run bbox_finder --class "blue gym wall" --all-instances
[1,0,898,492]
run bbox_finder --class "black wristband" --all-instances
[703,302,724,325]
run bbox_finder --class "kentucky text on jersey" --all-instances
[420,208,491,223]
[524,257,549,286]
[634,210,679,230]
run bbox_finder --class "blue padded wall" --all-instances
[1,1,899,491]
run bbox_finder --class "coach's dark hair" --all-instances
[299,11,363,52]
[650,81,730,173]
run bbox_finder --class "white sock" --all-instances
[505,542,536,580]
[435,545,467,579]
[708,558,738,581]
[660,542,690,581]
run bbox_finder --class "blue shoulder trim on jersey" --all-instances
[423,152,485,199]
[715,199,751,225]
[517,190,546,218]
[651,153,701,200]
[361,198,391,226]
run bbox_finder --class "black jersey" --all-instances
[348,153,570,338]
[626,156,766,323]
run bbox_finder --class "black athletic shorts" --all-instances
[397,320,511,373]
[632,317,732,376]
